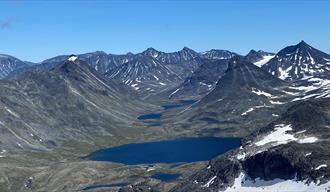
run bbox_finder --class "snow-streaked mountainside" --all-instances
[168,56,291,136]
[2,41,330,192]
[141,47,208,78]
[0,54,30,79]
[262,41,330,80]
[0,56,152,151]
[105,55,182,93]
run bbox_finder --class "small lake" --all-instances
[137,113,161,120]
[86,137,240,165]
[81,182,129,191]
[151,172,181,182]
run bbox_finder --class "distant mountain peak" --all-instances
[67,55,78,62]
[181,46,196,53]
[262,41,330,80]
[249,49,258,54]
[142,47,160,58]
[145,47,158,52]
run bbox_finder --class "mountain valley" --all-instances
[1,41,330,192]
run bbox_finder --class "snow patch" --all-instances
[315,164,327,170]
[254,55,275,67]
[201,176,217,188]
[241,108,255,116]
[252,88,273,98]
[255,124,318,147]
[278,67,290,80]
[225,172,330,192]
[68,55,78,62]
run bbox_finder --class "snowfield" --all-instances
[255,124,318,146]
[224,172,330,192]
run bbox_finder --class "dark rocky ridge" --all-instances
[244,49,274,64]
[172,97,330,191]
[0,56,154,152]
[168,56,290,137]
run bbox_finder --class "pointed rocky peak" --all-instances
[182,46,193,52]
[245,49,262,61]
[177,46,199,60]
[248,49,259,55]
[55,55,92,75]
[262,41,330,80]
[297,40,309,48]
[276,40,319,58]
[142,47,160,58]
[180,46,197,54]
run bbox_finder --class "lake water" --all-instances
[151,172,181,182]
[86,137,240,165]
[137,113,161,120]
[81,182,129,191]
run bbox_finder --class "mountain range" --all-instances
[1,40,330,192]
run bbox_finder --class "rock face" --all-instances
[167,59,229,99]
[0,56,150,151]
[0,54,30,79]
[141,47,202,78]
[170,56,290,136]
[173,98,330,192]
[262,41,330,80]
[200,49,238,60]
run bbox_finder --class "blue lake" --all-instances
[161,104,182,110]
[151,172,181,182]
[137,113,161,120]
[86,137,240,165]
[180,99,197,105]
[82,182,129,191]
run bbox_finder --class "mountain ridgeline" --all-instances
[1,41,330,192]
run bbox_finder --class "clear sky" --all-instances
[0,0,329,62]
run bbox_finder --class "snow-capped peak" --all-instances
[68,55,78,62]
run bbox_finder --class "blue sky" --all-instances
[0,0,329,62]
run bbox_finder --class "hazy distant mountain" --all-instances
[262,41,330,80]
[200,49,238,60]
[141,47,205,78]
[0,54,30,79]
[105,55,182,93]
[42,51,133,74]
